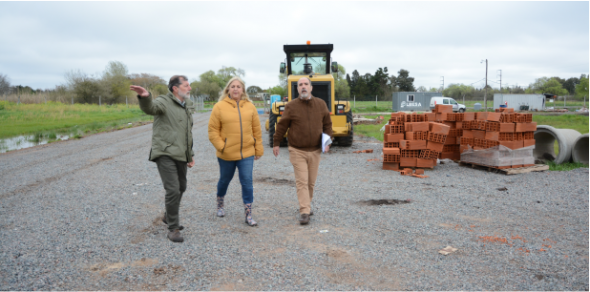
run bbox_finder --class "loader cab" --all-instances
[280,44,337,113]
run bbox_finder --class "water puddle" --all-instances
[0,134,71,154]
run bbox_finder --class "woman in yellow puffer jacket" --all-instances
[208,76,263,226]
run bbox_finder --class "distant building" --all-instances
[392,92,440,112]
[493,94,547,111]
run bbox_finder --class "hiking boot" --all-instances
[299,213,310,225]
[167,229,184,243]
[217,196,225,217]
[162,214,184,230]
[244,203,257,226]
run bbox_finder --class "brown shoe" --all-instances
[299,214,310,225]
[167,229,184,243]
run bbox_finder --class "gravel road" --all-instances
[1,112,588,291]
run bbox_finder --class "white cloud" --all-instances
[0,1,587,91]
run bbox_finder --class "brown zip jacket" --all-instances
[273,96,333,151]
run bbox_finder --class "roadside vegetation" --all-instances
[0,101,152,140]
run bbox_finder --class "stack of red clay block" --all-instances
[383,110,450,171]
[459,107,537,169]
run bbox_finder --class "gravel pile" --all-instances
[0,112,588,290]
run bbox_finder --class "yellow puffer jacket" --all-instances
[208,97,264,161]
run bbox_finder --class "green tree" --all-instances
[527,77,568,96]
[575,75,589,99]
[217,66,245,87]
[443,84,475,99]
[333,64,350,98]
[102,61,132,104]
[129,73,166,90]
[395,69,415,91]
[268,85,287,97]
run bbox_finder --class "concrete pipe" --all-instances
[572,134,589,164]
[534,125,581,164]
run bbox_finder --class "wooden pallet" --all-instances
[459,161,549,175]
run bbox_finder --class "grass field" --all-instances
[0,101,153,140]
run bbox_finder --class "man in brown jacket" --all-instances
[273,77,333,225]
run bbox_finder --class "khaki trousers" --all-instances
[288,146,321,214]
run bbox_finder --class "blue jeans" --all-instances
[217,156,254,204]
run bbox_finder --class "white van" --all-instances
[429,97,466,113]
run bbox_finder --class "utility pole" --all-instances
[481,59,488,111]
[440,76,444,95]
[498,69,502,93]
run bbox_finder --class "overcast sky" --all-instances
[0,1,588,92]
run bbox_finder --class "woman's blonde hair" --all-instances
[218,76,251,102]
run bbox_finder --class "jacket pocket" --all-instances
[221,138,227,153]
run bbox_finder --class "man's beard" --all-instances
[178,90,190,100]
[300,92,310,99]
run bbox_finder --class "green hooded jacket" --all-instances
[138,92,194,162]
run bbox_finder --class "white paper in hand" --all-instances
[322,133,332,153]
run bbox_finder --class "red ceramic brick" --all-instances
[463,112,475,121]
[487,112,501,121]
[485,131,499,141]
[515,122,537,132]
[414,169,425,175]
[435,104,453,113]
[500,140,524,150]
[463,130,473,138]
[427,132,448,144]
[476,112,488,120]
[499,132,515,141]
[385,133,405,142]
[416,158,436,168]
[429,122,451,135]
[401,140,427,150]
[384,142,400,148]
[443,121,456,129]
[460,137,473,146]
[405,132,415,140]
[485,122,500,132]
[400,158,417,168]
[499,123,515,133]
[401,149,421,158]
[425,113,436,121]
[472,130,486,140]
[485,140,500,148]
[435,113,448,121]
[514,132,524,140]
[383,147,400,155]
[382,162,400,171]
[383,154,400,163]
[461,121,471,129]
[442,145,460,152]
[419,149,439,160]
[406,122,429,132]
[427,141,444,152]
[456,121,463,129]
[523,132,534,139]
[472,120,487,130]
[523,139,535,147]
[446,113,456,121]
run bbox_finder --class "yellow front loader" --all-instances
[267,42,353,147]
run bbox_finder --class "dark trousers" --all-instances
[156,156,187,231]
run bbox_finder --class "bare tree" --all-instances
[0,73,11,95]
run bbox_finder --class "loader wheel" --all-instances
[268,112,288,147]
[338,111,354,147]
[268,111,277,147]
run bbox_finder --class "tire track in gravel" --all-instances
[0,113,211,200]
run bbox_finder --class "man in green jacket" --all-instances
[130,75,195,243]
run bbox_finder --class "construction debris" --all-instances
[438,246,458,255]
